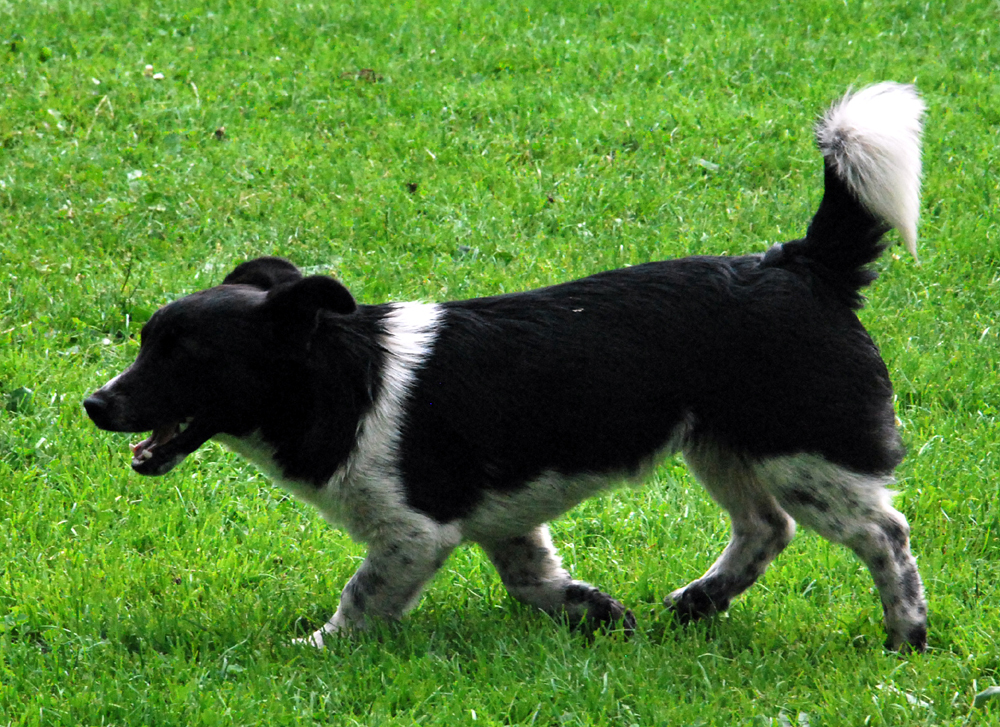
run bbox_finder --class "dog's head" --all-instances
[84,257,357,476]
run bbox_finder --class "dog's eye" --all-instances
[162,330,211,360]
[176,335,207,358]
[161,333,180,356]
[145,326,182,358]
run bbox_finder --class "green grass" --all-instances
[2,0,1000,723]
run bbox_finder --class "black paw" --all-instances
[564,584,636,636]
[885,624,927,654]
[665,586,729,624]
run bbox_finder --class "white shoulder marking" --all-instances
[359,301,443,470]
[323,301,443,541]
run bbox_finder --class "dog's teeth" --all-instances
[140,450,153,461]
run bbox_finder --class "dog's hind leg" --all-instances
[667,445,796,622]
[301,522,461,648]
[759,455,927,652]
[479,524,636,633]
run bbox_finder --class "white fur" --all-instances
[462,471,618,542]
[668,443,797,616]
[360,302,446,477]
[754,453,900,527]
[816,82,925,258]
[479,525,575,611]
[223,302,445,539]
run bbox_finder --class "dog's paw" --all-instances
[292,611,356,648]
[564,584,636,636]
[664,585,729,624]
[618,608,638,635]
[291,629,330,649]
[884,624,928,654]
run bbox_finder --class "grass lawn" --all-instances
[2,0,999,724]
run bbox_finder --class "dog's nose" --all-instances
[83,394,111,428]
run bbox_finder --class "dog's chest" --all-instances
[214,431,416,543]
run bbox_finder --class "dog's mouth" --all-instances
[130,420,187,466]
[129,417,215,476]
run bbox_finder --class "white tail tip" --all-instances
[816,82,925,260]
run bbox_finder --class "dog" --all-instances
[85,82,928,652]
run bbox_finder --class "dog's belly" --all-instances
[458,427,687,541]
[458,469,626,541]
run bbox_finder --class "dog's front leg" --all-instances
[301,527,459,648]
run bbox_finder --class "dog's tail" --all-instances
[775,83,925,303]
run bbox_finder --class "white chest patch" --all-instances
[217,301,445,545]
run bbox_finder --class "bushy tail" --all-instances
[780,83,925,300]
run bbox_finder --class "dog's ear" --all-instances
[262,276,358,322]
[223,257,303,290]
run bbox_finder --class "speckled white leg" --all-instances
[479,525,635,632]
[668,445,796,620]
[301,528,459,648]
[760,455,927,651]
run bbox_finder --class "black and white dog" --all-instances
[85,83,928,652]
